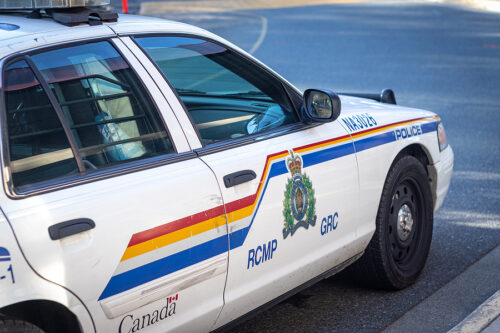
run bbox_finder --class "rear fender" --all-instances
[0,211,94,332]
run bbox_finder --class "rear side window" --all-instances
[4,60,78,188]
[3,41,175,192]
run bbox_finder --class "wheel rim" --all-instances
[397,204,413,242]
[387,178,424,269]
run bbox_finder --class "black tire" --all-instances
[349,155,434,290]
[0,319,44,333]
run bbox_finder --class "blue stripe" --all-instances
[0,257,11,262]
[353,120,439,153]
[99,234,228,300]
[421,121,438,134]
[229,226,249,249]
[302,142,355,167]
[268,160,287,178]
[355,131,396,153]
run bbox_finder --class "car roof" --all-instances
[0,13,215,58]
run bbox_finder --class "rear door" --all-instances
[0,38,227,332]
[132,35,363,328]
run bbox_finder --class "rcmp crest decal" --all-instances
[282,150,317,239]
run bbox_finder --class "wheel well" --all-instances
[393,144,437,208]
[0,300,81,333]
[394,144,430,170]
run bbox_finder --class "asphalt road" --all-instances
[115,1,500,331]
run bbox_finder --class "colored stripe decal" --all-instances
[355,131,396,152]
[99,234,228,300]
[122,214,227,261]
[127,205,225,248]
[421,121,439,133]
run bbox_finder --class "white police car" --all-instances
[0,1,453,332]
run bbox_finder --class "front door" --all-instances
[133,34,361,328]
[0,39,227,332]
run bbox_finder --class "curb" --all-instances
[381,245,500,333]
[448,289,500,333]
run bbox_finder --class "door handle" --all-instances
[223,170,256,188]
[48,218,96,240]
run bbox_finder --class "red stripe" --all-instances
[225,194,257,214]
[127,205,225,247]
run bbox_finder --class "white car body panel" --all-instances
[0,12,453,333]
[0,213,94,332]
[337,97,444,230]
[0,16,114,58]
[432,144,454,211]
[0,158,229,332]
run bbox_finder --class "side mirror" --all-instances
[302,89,341,123]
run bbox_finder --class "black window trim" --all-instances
[129,33,317,156]
[0,37,194,199]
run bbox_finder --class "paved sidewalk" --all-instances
[449,290,500,333]
[382,245,500,333]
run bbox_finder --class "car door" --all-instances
[131,35,365,328]
[0,38,228,332]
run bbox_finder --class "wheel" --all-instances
[0,318,44,333]
[349,155,434,290]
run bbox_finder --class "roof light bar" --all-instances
[0,0,109,9]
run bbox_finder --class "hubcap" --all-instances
[388,180,421,264]
[397,204,413,242]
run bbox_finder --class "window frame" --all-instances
[0,37,193,199]
[130,33,317,156]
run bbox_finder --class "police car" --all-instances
[0,1,453,332]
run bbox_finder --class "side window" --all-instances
[135,36,299,145]
[3,41,175,191]
[4,60,78,188]
[30,41,174,172]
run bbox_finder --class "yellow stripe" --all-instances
[227,205,254,223]
[121,214,226,261]
[296,135,352,154]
